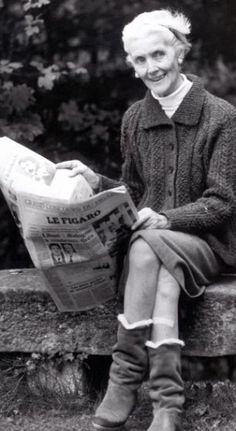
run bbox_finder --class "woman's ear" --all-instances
[126,56,138,77]
[176,45,185,66]
[177,48,185,66]
[125,54,133,68]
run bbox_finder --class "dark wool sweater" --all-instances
[101,75,236,268]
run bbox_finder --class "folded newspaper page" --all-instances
[0,137,138,311]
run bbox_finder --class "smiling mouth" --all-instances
[149,74,166,82]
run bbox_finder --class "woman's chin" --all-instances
[151,85,168,97]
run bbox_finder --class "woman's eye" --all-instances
[135,57,145,64]
[153,51,165,59]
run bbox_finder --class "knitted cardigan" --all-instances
[100,75,236,268]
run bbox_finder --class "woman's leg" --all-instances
[92,238,161,430]
[124,237,162,323]
[150,265,180,343]
[147,265,184,431]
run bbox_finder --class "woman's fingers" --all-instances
[68,167,85,177]
[55,161,71,169]
[131,213,150,230]
[56,160,82,169]
[56,160,100,189]
[56,160,89,177]
[131,208,170,230]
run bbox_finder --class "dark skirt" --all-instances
[123,229,225,298]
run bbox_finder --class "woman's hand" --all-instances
[56,160,100,190]
[131,207,170,230]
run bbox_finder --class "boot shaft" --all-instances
[148,343,185,413]
[110,323,151,387]
[92,320,151,430]
[147,409,182,431]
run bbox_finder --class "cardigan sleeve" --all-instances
[162,108,236,234]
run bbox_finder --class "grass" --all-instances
[0,354,236,430]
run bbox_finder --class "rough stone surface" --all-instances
[0,268,121,355]
[180,275,236,356]
[0,269,236,356]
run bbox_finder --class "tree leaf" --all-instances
[24,0,51,11]
[0,114,44,142]
[37,66,60,90]
[58,100,82,130]
[10,84,35,112]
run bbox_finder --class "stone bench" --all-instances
[0,269,236,431]
[0,268,235,357]
[0,267,236,430]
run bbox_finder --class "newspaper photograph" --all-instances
[0,137,138,311]
[0,136,93,231]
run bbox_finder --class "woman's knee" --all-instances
[128,238,158,270]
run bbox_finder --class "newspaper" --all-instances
[0,137,138,311]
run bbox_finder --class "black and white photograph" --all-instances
[0,1,235,430]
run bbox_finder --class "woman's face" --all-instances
[128,31,183,97]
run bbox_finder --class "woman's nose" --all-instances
[146,58,159,73]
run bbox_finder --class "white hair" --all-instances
[122,9,191,56]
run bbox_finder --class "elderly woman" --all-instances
[57,9,236,431]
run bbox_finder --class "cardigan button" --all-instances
[169,143,174,151]
[168,166,174,174]
[168,190,172,196]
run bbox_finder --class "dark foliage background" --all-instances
[1,0,236,268]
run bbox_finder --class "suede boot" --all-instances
[91,315,151,430]
[147,341,185,431]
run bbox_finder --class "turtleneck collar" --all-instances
[151,74,193,118]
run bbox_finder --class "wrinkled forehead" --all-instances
[123,26,175,55]
[122,25,176,55]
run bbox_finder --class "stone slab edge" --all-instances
[0,269,236,357]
